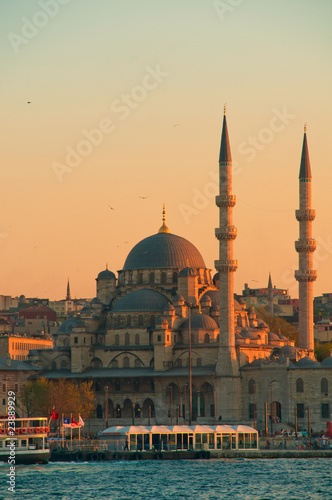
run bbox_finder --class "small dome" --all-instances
[257,319,269,329]
[277,345,299,359]
[200,290,219,308]
[178,267,197,277]
[163,303,175,312]
[180,314,218,330]
[56,316,85,334]
[97,269,116,280]
[213,272,219,282]
[173,294,185,303]
[112,289,170,313]
[294,356,320,368]
[91,297,102,304]
[320,356,332,367]
[200,295,212,305]
[268,332,281,341]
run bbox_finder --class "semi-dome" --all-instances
[178,267,197,277]
[123,232,205,271]
[180,314,218,330]
[111,289,170,312]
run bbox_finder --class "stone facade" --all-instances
[28,117,331,436]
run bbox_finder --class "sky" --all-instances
[1,0,331,300]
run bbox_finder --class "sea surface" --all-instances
[0,458,331,500]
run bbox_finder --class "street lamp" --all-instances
[167,385,173,425]
[104,386,109,428]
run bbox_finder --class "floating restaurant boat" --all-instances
[100,424,259,452]
[0,417,50,464]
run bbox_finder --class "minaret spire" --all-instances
[267,272,273,316]
[66,278,71,301]
[295,126,316,356]
[215,107,240,421]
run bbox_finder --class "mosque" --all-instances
[30,113,332,435]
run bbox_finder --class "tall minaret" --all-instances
[267,272,273,316]
[295,125,317,356]
[215,106,239,380]
[66,278,71,301]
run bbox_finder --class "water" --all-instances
[0,459,331,500]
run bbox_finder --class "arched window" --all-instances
[115,404,121,418]
[150,315,155,326]
[204,333,210,343]
[142,399,155,418]
[134,358,142,368]
[135,334,140,345]
[60,359,67,369]
[95,381,101,392]
[96,404,103,419]
[321,378,328,394]
[161,272,166,283]
[133,378,140,391]
[175,358,182,367]
[138,314,143,326]
[110,359,118,369]
[149,272,155,283]
[249,379,256,395]
[51,361,57,370]
[127,315,132,326]
[125,333,130,345]
[134,403,141,418]
[172,272,178,283]
[115,335,119,346]
[91,358,102,368]
[197,358,202,367]
[296,378,304,393]
[138,273,143,284]
[123,357,130,368]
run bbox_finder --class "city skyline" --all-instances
[1,0,332,300]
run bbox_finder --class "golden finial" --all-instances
[186,259,190,268]
[224,103,226,115]
[304,122,307,133]
[158,204,170,234]
[106,262,108,270]
[198,303,202,314]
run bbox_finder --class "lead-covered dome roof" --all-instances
[111,289,170,312]
[123,232,205,271]
[180,314,218,330]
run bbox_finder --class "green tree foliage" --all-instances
[255,306,299,345]
[23,378,95,421]
[314,342,332,362]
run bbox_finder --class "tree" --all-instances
[315,342,332,362]
[22,378,95,422]
[255,306,299,345]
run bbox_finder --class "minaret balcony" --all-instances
[216,194,236,208]
[295,239,316,253]
[215,226,237,240]
[294,270,317,282]
[295,209,316,222]
[214,259,238,272]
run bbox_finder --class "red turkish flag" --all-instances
[51,410,59,420]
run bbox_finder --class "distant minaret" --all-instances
[215,106,239,377]
[66,278,71,301]
[295,125,317,355]
[267,272,273,316]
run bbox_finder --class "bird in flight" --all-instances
[109,205,115,210]
[27,101,31,104]
[139,196,148,199]
[172,123,179,127]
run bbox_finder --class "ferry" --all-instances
[0,417,50,464]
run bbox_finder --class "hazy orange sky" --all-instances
[1,0,332,300]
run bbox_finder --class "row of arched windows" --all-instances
[112,315,155,327]
[96,398,155,419]
[128,272,178,285]
[248,378,329,395]
[296,377,329,394]
[114,333,141,346]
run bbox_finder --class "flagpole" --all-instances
[62,413,64,450]
[70,413,73,451]
[79,414,81,444]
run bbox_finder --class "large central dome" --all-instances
[123,232,206,270]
